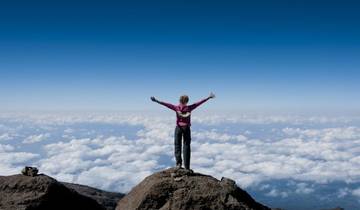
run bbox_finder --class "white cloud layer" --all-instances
[23,133,50,144]
[0,112,360,197]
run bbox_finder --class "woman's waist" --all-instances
[176,121,191,127]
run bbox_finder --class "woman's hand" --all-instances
[209,92,215,99]
[150,96,157,102]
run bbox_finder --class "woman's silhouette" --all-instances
[151,93,215,171]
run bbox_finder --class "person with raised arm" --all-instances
[151,93,215,171]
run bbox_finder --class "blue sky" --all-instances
[0,0,359,111]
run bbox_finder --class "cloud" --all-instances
[0,142,39,174]
[282,127,360,141]
[23,133,50,144]
[0,151,39,165]
[1,111,354,126]
[192,129,247,142]
[295,183,314,194]
[352,187,360,198]
[0,144,14,152]
[0,133,13,141]
[36,134,171,192]
[338,188,351,198]
[0,112,360,196]
[266,188,289,198]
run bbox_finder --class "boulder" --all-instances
[21,166,39,177]
[0,174,105,210]
[116,167,271,210]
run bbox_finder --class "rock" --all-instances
[0,174,105,210]
[62,182,124,210]
[221,177,236,186]
[21,166,39,177]
[116,167,271,210]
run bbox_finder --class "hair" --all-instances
[179,95,189,104]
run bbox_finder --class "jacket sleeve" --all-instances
[188,97,210,111]
[157,101,177,111]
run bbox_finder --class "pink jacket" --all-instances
[156,97,211,127]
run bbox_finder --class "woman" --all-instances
[151,93,215,171]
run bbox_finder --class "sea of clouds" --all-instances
[0,111,359,209]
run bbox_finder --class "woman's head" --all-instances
[179,95,189,105]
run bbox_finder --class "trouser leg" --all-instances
[174,126,182,166]
[183,126,191,169]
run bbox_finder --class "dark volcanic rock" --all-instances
[0,174,105,210]
[116,167,271,210]
[63,182,124,210]
[21,166,39,177]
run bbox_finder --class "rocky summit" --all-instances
[0,169,271,210]
[116,167,271,210]
[0,174,122,210]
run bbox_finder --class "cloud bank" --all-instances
[0,111,359,209]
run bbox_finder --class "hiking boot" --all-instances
[184,168,194,174]
[176,163,182,170]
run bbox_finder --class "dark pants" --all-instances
[174,125,191,169]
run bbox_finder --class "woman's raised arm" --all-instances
[188,92,215,111]
[151,96,177,111]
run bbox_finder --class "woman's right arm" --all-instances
[151,96,177,111]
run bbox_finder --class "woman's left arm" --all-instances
[188,92,215,111]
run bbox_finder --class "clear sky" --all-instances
[1,0,359,112]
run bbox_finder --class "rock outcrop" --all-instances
[63,182,124,210]
[0,174,106,210]
[21,166,39,177]
[116,167,271,210]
